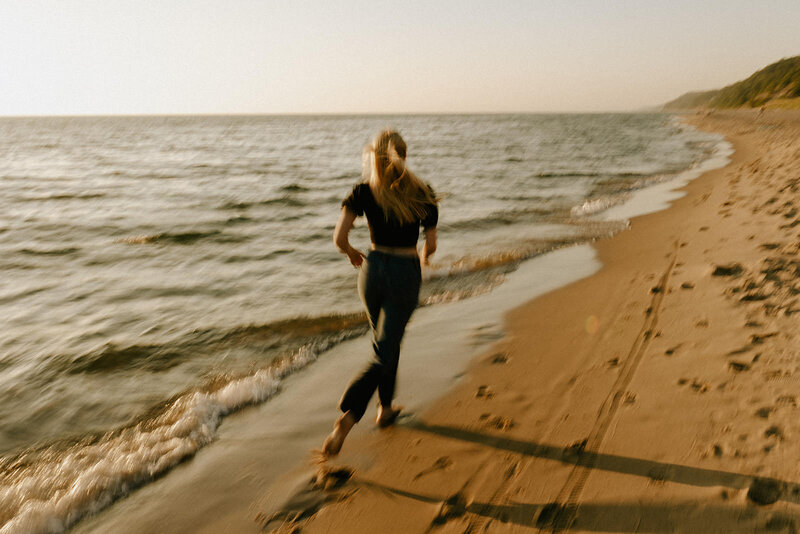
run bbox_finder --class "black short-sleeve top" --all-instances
[342,183,438,248]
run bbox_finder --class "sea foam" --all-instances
[0,344,324,534]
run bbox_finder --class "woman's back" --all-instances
[342,183,437,248]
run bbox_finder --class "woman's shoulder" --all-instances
[351,182,375,202]
[353,182,371,194]
[342,182,374,215]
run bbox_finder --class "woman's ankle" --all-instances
[323,412,357,456]
[378,404,397,416]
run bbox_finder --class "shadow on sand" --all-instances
[261,420,800,533]
[394,420,799,531]
[407,420,800,501]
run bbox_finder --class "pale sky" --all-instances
[1,0,798,115]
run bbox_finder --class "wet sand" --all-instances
[262,110,800,533]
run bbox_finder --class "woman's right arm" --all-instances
[334,206,365,268]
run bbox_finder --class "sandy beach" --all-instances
[258,110,800,533]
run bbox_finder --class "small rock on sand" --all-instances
[747,478,783,505]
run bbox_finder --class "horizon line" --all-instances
[0,108,662,119]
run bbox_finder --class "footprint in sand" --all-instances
[490,353,509,364]
[479,412,515,430]
[476,385,495,399]
[431,492,468,526]
[256,466,355,532]
[750,332,778,345]
[561,439,588,462]
[685,379,711,393]
[754,407,773,419]
[414,456,453,480]
[470,323,504,344]
[728,360,751,372]
[728,345,751,355]
[765,425,785,440]
[764,369,792,382]
[712,263,744,277]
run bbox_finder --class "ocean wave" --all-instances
[439,207,558,232]
[18,193,107,202]
[0,285,55,307]
[224,215,253,225]
[536,170,649,179]
[222,249,294,263]
[18,247,80,256]
[279,183,310,192]
[260,197,306,208]
[434,248,533,276]
[114,230,222,245]
[536,170,601,178]
[217,200,253,210]
[419,239,576,303]
[0,340,341,534]
[65,344,188,374]
[570,195,628,217]
[54,312,368,376]
[217,196,305,210]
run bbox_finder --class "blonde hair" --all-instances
[363,130,437,224]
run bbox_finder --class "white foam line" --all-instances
[602,123,733,222]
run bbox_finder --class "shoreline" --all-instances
[263,109,800,533]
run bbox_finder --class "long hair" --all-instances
[363,130,438,224]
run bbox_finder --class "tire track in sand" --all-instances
[536,240,680,533]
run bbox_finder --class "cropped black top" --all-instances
[342,183,438,248]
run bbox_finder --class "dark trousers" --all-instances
[339,250,421,422]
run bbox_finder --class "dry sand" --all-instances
[260,110,800,533]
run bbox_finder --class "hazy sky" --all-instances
[1,0,798,115]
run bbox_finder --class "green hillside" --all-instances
[663,56,800,110]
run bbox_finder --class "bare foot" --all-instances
[322,412,356,457]
[376,405,403,428]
